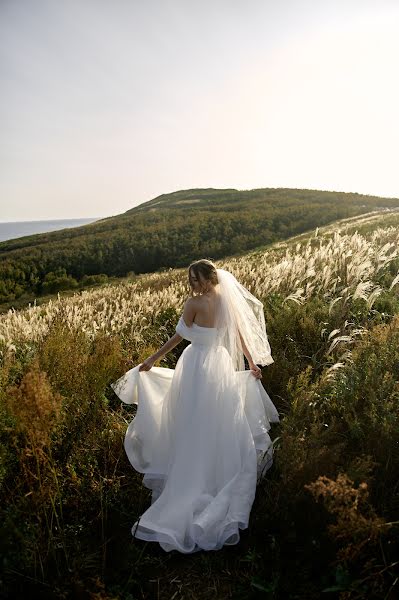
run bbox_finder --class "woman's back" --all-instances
[192,289,219,328]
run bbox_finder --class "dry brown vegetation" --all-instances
[0,211,398,599]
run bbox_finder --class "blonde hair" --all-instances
[188,259,218,296]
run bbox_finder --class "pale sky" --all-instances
[1,0,398,221]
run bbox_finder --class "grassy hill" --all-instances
[1,187,399,309]
[1,210,398,599]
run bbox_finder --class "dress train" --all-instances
[111,316,279,553]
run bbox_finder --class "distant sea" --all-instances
[0,217,102,243]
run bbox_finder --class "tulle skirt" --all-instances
[111,342,279,553]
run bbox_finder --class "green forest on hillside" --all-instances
[1,187,399,305]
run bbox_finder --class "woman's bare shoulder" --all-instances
[184,295,199,307]
[182,296,198,326]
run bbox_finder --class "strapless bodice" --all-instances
[175,316,219,346]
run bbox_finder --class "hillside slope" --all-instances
[1,187,399,305]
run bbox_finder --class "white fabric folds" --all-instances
[111,315,279,553]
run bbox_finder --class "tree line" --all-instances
[1,187,399,305]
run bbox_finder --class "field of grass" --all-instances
[0,210,398,599]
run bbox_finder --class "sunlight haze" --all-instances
[1,0,398,221]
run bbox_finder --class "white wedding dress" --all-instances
[111,315,280,553]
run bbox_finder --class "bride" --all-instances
[111,259,279,553]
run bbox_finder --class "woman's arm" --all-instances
[151,333,183,361]
[139,299,193,371]
[238,329,262,379]
[139,332,183,371]
[238,329,254,366]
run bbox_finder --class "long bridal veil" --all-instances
[209,268,274,370]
